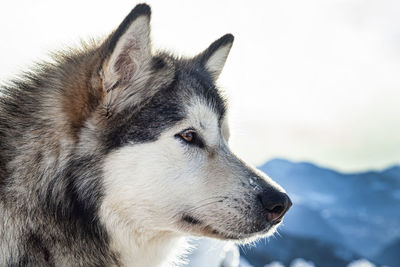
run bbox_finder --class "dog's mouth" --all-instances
[180,213,281,241]
[205,226,276,241]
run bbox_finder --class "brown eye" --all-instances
[181,131,194,142]
[175,129,204,148]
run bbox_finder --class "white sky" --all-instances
[0,0,399,172]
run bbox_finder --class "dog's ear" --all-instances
[196,34,234,81]
[99,4,154,114]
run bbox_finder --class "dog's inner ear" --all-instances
[102,5,151,90]
[196,34,234,81]
[99,4,154,113]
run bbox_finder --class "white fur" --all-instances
[204,43,233,80]
[100,98,283,266]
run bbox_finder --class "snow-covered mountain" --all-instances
[374,238,400,267]
[240,159,400,267]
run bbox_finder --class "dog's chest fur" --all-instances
[109,231,187,266]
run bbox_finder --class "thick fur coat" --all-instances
[0,4,291,266]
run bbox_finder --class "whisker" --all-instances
[185,199,224,213]
[196,196,226,203]
[187,196,225,207]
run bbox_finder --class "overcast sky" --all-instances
[1,0,399,172]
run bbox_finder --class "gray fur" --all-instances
[0,3,290,266]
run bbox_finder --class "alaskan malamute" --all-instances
[0,3,291,266]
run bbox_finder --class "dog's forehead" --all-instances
[185,97,219,130]
[173,62,226,123]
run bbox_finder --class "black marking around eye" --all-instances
[175,128,205,149]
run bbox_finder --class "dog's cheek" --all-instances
[100,139,197,224]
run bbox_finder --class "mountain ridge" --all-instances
[239,158,400,266]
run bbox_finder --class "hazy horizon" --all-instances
[1,0,399,172]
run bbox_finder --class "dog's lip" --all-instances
[203,223,276,241]
[181,212,283,240]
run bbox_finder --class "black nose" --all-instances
[257,190,292,223]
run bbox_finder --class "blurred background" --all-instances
[1,1,399,266]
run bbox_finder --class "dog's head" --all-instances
[86,4,291,242]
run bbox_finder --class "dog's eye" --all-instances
[175,129,205,148]
[181,131,195,142]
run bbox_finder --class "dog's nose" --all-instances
[257,190,292,223]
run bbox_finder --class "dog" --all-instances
[0,3,291,266]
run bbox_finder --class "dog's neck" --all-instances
[108,226,187,267]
